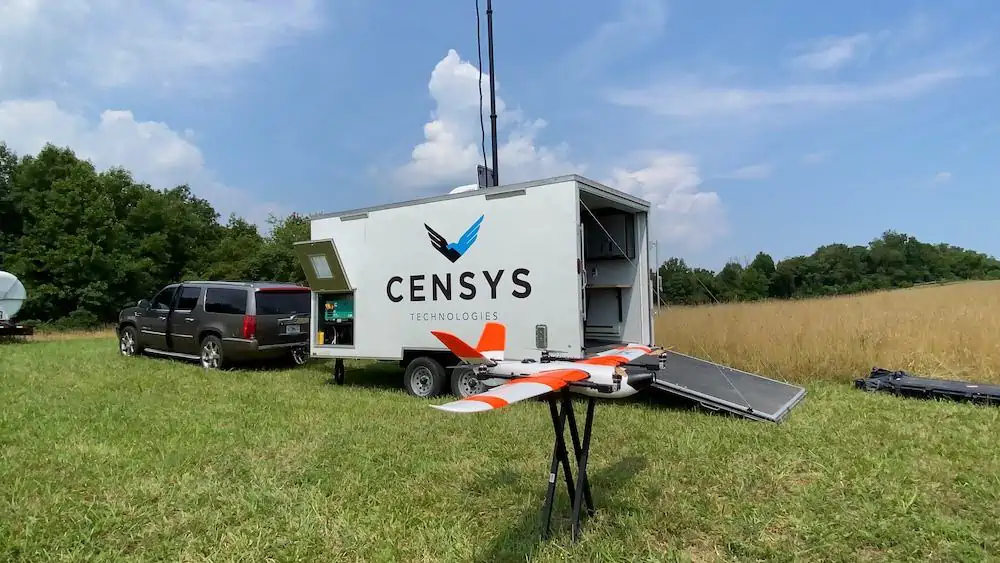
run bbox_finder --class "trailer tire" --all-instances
[403,356,446,398]
[451,366,485,398]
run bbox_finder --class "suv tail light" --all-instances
[242,314,257,339]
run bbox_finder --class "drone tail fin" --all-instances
[431,329,493,366]
[475,321,505,361]
[430,321,506,365]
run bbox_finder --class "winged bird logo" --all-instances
[424,214,484,263]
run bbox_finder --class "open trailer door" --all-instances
[627,350,807,422]
[293,239,356,347]
[656,351,806,422]
[293,239,352,292]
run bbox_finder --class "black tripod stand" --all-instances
[540,387,597,542]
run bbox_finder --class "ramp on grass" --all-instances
[855,367,1000,405]
[626,351,807,423]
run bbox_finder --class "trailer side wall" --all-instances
[310,180,582,360]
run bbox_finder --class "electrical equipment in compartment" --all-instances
[316,292,354,346]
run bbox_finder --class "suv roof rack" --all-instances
[180,280,306,287]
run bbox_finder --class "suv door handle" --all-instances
[185,317,196,322]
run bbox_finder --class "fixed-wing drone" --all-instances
[428,321,667,542]
[429,321,666,413]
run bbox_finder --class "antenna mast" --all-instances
[486,0,499,185]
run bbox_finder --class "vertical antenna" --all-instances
[486,0,499,185]
[654,240,662,309]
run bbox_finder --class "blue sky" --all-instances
[1,0,998,270]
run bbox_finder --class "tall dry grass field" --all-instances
[655,280,1000,385]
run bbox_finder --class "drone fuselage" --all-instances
[476,359,640,399]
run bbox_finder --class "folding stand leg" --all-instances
[541,390,574,539]
[564,395,595,520]
[568,396,595,541]
[540,389,597,543]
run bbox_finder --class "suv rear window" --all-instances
[255,290,310,315]
[204,288,248,315]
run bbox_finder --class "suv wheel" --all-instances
[290,345,309,366]
[119,326,141,357]
[200,335,226,369]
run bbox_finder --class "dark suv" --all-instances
[116,280,311,369]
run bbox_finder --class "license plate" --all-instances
[285,324,301,335]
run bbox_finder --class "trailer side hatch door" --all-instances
[293,239,352,292]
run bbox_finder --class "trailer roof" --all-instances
[307,174,651,221]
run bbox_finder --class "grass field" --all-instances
[658,280,1000,385]
[3,283,1000,561]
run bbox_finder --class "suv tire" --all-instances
[403,356,446,398]
[119,325,142,357]
[290,345,309,366]
[200,334,226,370]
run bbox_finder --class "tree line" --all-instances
[3,142,999,328]
[657,233,1000,306]
[1,143,309,329]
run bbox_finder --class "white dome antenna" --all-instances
[449,183,479,195]
[0,270,27,321]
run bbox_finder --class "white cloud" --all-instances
[721,163,772,180]
[607,68,976,119]
[607,10,990,123]
[933,171,952,184]
[0,1,324,229]
[395,50,726,251]
[606,152,727,251]
[562,0,667,75]
[0,0,323,94]
[0,99,289,227]
[395,49,585,190]
[790,33,872,71]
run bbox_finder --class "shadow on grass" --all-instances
[627,389,751,420]
[298,359,406,392]
[471,455,647,561]
[0,335,37,345]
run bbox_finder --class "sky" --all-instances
[1,0,998,270]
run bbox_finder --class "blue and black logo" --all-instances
[425,214,484,263]
[385,212,532,305]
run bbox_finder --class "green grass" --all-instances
[2,337,999,562]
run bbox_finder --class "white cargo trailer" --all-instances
[294,174,656,398]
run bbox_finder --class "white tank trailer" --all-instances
[0,270,33,337]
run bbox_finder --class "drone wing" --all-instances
[576,344,657,366]
[430,368,590,413]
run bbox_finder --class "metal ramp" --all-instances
[627,351,807,423]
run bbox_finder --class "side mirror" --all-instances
[137,299,150,309]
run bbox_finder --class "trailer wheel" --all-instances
[403,356,446,398]
[451,366,485,398]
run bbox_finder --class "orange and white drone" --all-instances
[428,321,667,541]
[429,321,666,412]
